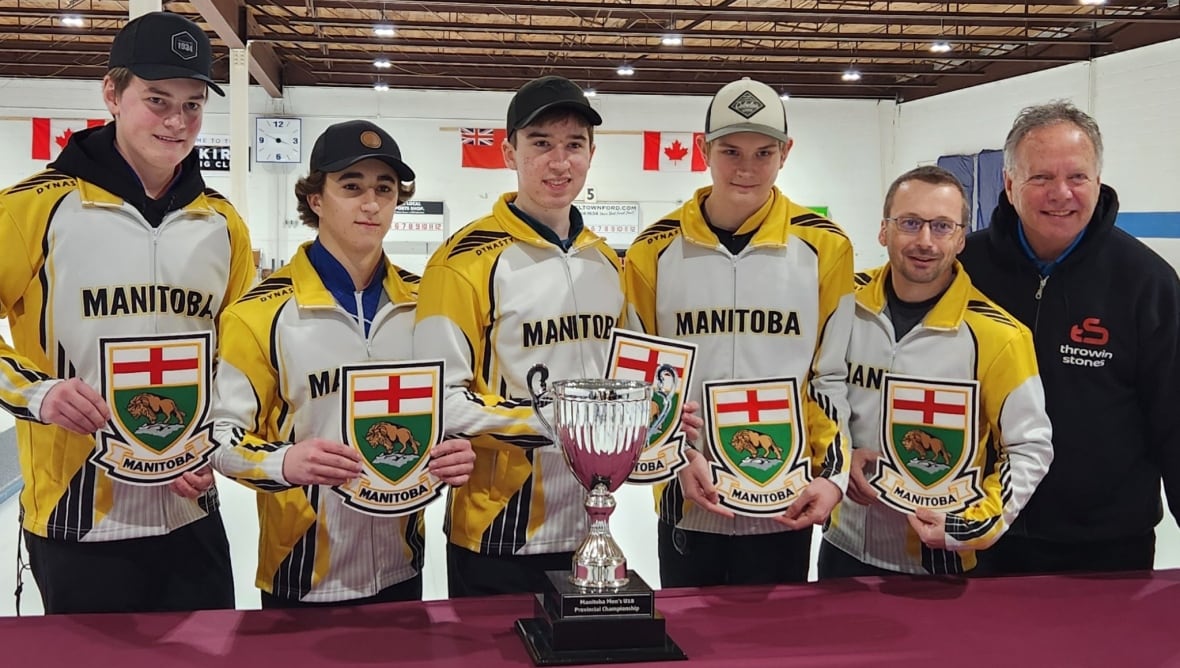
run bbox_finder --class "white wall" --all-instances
[2,38,1180,616]
[892,38,1180,266]
[0,79,890,275]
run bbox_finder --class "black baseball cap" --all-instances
[310,120,416,182]
[108,12,224,96]
[506,75,602,133]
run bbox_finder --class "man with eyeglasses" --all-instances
[959,102,1180,576]
[819,165,1053,577]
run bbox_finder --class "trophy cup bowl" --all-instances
[528,365,651,589]
[518,364,686,665]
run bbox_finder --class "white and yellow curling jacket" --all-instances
[414,194,624,556]
[0,167,254,542]
[624,186,855,535]
[823,263,1053,574]
[210,245,426,602]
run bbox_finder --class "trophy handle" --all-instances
[526,363,555,437]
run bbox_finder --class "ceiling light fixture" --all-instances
[930,41,952,53]
[373,23,396,37]
[583,88,597,97]
[374,82,390,91]
[616,64,635,76]
[61,15,84,27]
[661,34,683,47]
[780,91,790,100]
[842,69,862,82]
[373,58,392,69]
[1080,0,1107,5]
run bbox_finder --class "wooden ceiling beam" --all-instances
[254,0,1180,27]
[191,0,283,96]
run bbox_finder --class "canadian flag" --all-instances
[31,117,106,161]
[643,131,706,172]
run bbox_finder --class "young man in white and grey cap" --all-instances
[624,77,855,586]
[0,11,253,613]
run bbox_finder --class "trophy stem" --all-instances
[570,481,629,589]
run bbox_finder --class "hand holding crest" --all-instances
[907,508,947,549]
[283,438,364,486]
[677,449,734,518]
[679,400,703,444]
[169,465,214,498]
[41,377,110,434]
[774,477,842,530]
[846,448,883,506]
[428,438,476,487]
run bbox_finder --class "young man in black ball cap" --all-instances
[0,11,253,613]
[414,75,675,596]
[210,120,475,607]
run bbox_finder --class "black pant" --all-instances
[817,540,904,579]
[973,531,1155,576]
[658,522,812,587]
[260,573,423,608]
[447,544,575,597]
[24,511,235,614]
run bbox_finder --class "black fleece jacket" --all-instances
[959,185,1180,543]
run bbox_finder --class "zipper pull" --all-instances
[1034,275,1048,300]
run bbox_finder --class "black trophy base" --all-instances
[514,570,687,666]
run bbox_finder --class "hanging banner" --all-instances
[196,133,231,172]
[575,201,642,247]
[391,200,446,242]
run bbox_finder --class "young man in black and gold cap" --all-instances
[414,76,650,597]
[0,11,253,613]
[210,120,474,608]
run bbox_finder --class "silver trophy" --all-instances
[527,364,651,589]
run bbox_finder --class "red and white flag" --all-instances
[643,131,706,172]
[714,386,793,426]
[460,127,507,169]
[111,345,200,388]
[352,372,435,417]
[31,117,106,161]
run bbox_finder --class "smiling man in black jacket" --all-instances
[958,100,1180,574]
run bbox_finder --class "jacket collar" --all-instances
[288,242,417,309]
[493,193,605,252]
[680,185,793,249]
[74,179,215,217]
[858,260,972,331]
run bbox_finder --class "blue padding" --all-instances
[1116,212,1180,238]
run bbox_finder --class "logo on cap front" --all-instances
[172,31,198,61]
[728,90,766,119]
[360,131,383,149]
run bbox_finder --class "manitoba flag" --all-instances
[643,131,706,172]
[460,127,507,169]
[32,117,106,161]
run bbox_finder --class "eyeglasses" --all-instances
[884,216,966,238]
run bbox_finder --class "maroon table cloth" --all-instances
[4,570,1179,667]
